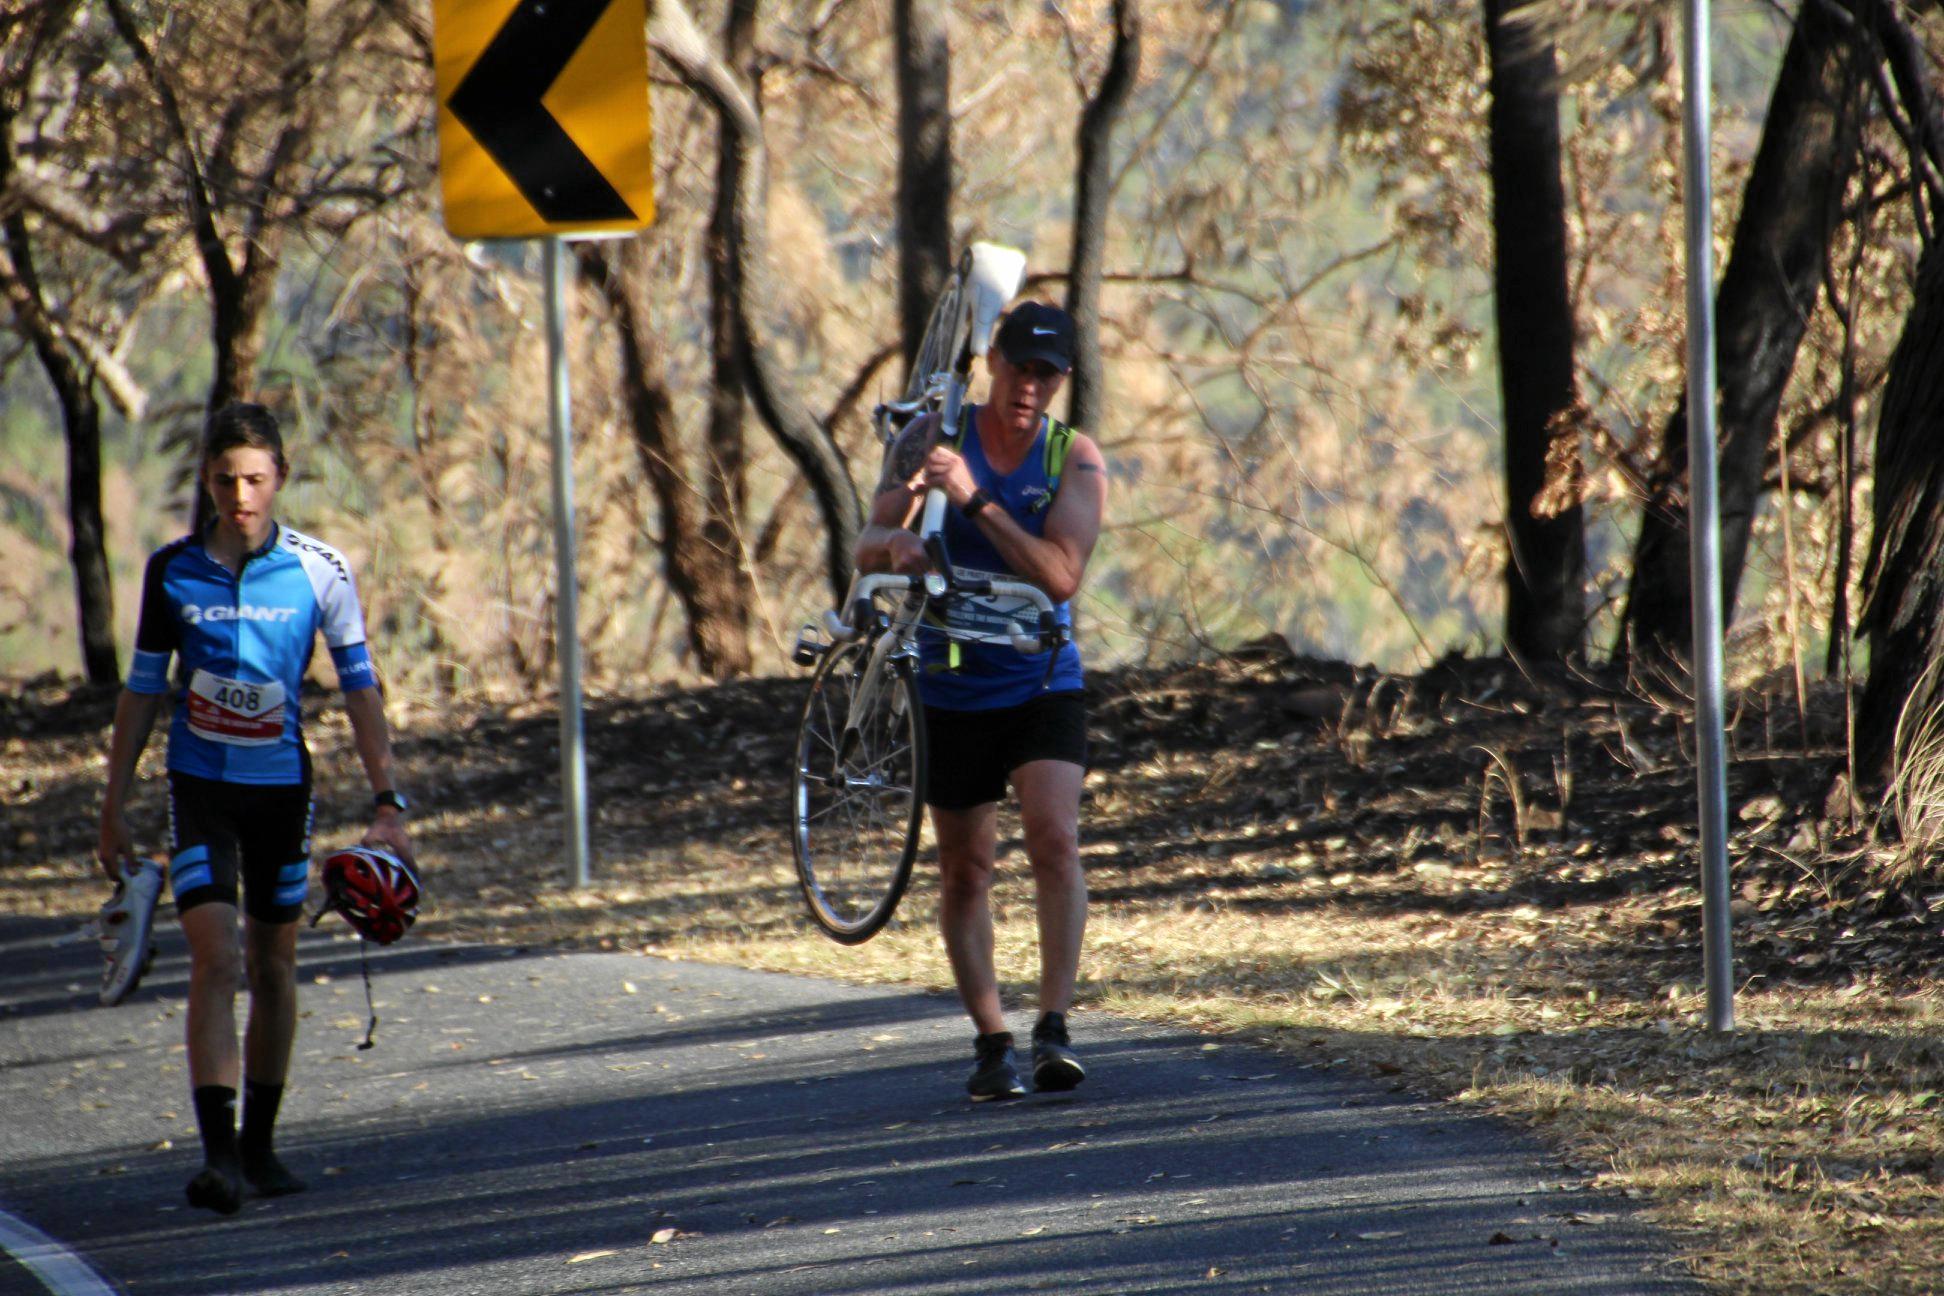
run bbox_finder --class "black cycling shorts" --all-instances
[923,690,1088,811]
[167,770,314,923]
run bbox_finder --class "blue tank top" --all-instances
[125,524,376,784]
[917,408,1084,710]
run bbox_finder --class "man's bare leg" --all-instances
[240,916,305,1195]
[1015,759,1088,1090]
[931,801,1004,1034]
[1014,759,1087,1015]
[181,902,245,1213]
[243,917,299,1080]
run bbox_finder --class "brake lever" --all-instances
[1037,613,1067,690]
[923,533,954,588]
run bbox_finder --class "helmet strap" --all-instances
[357,939,379,1051]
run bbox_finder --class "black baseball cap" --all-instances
[994,302,1076,373]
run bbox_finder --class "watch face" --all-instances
[376,791,409,813]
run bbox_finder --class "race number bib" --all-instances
[186,670,287,747]
[933,566,1044,645]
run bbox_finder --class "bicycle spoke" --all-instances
[792,580,925,941]
[843,741,914,783]
[803,785,913,824]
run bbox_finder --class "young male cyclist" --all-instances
[854,302,1109,1099]
[96,403,413,1213]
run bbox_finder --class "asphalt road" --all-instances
[0,915,1697,1295]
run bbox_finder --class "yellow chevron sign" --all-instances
[432,0,655,238]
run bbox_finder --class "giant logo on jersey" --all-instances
[281,531,352,583]
[181,603,300,625]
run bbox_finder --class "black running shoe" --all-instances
[967,1031,1026,1101]
[185,1161,243,1216]
[1031,1012,1085,1092]
[242,1150,307,1198]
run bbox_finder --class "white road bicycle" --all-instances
[789,244,1069,943]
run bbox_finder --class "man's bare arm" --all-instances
[855,417,936,573]
[957,434,1107,603]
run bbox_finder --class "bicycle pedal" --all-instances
[792,626,828,667]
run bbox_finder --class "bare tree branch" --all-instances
[651,0,859,601]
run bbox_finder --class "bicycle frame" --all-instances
[807,569,1064,777]
[799,240,1045,764]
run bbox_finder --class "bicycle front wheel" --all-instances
[791,638,927,943]
[904,267,971,402]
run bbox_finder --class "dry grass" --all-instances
[4,658,1941,1295]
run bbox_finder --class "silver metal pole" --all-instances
[544,237,592,888]
[1680,0,1733,1033]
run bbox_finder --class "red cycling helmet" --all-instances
[316,846,422,945]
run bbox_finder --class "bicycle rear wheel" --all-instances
[792,637,927,943]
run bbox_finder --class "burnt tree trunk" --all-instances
[1483,0,1584,663]
[579,242,752,678]
[1852,0,1944,792]
[652,0,859,602]
[700,0,760,676]
[56,357,119,684]
[0,63,119,684]
[894,0,952,374]
[1855,250,1944,789]
[1620,0,1872,674]
[1065,0,1140,434]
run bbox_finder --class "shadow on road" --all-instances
[0,917,1693,1295]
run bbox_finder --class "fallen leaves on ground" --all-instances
[6,655,1942,1294]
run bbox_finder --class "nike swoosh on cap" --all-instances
[1033,327,1058,336]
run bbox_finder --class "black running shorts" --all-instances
[167,770,314,923]
[923,690,1088,810]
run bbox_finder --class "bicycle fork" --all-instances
[824,619,916,789]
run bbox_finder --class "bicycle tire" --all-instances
[791,637,927,944]
[904,266,972,404]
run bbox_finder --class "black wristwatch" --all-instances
[373,790,410,815]
[961,488,995,519]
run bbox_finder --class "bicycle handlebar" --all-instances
[823,570,1063,656]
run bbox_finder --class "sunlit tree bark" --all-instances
[1065,0,1140,434]
[700,0,761,675]
[1,0,118,683]
[894,0,952,374]
[579,241,752,678]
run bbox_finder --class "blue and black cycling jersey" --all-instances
[126,524,376,785]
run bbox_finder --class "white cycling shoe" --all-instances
[99,859,163,1006]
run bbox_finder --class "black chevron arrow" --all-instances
[448,0,637,225]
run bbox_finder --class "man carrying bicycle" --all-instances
[854,302,1109,1100]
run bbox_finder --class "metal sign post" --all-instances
[544,237,592,889]
[431,0,656,888]
[1681,0,1734,1034]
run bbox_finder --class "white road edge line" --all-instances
[0,1210,118,1296]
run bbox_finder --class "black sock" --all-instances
[192,1085,239,1168]
[240,1079,284,1161]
